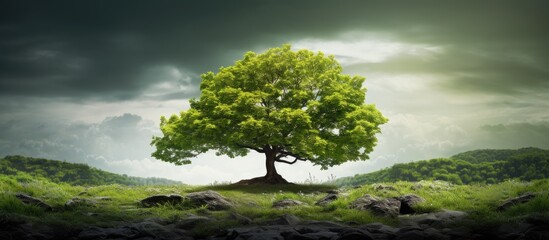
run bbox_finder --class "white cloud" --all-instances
[292,32,442,65]
[141,65,196,99]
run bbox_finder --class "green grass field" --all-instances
[1,174,548,236]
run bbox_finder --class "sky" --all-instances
[1,1,549,184]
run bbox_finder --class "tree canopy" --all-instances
[152,45,387,183]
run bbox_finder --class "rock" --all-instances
[362,222,398,235]
[327,189,341,194]
[268,214,301,226]
[135,221,192,240]
[374,184,397,191]
[186,190,233,210]
[350,195,400,217]
[411,183,423,191]
[94,196,112,201]
[369,198,401,217]
[15,193,53,211]
[140,194,183,207]
[315,193,338,206]
[65,197,97,208]
[497,192,536,211]
[281,231,318,240]
[350,194,379,209]
[175,215,214,229]
[337,228,374,240]
[399,210,467,228]
[229,212,253,225]
[394,194,425,214]
[272,199,306,209]
[395,230,428,240]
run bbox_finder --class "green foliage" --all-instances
[331,148,549,186]
[0,155,183,186]
[152,44,387,169]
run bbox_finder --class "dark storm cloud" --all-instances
[2,1,548,101]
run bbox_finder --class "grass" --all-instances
[1,175,548,236]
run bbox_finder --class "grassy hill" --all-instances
[0,155,183,186]
[331,147,549,187]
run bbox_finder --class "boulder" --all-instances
[497,192,536,211]
[368,198,401,217]
[315,193,338,206]
[399,210,467,228]
[394,194,425,214]
[140,194,183,207]
[273,199,306,209]
[229,212,253,225]
[350,195,401,217]
[337,228,374,240]
[15,193,53,211]
[350,194,379,209]
[185,190,233,210]
[175,215,214,229]
[268,214,301,226]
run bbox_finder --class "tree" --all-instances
[151,45,387,184]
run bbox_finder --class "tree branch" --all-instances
[275,158,299,164]
[235,143,265,153]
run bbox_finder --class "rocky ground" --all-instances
[2,210,548,240]
[3,190,548,240]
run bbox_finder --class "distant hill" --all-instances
[331,147,549,187]
[0,155,183,186]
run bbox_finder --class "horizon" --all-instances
[1,1,549,184]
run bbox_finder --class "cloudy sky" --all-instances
[1,1,548,184]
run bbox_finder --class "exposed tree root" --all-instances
[233,174,293,185]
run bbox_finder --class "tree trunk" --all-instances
[234,147,290,185]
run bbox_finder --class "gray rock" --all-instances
[15,193,53,211]
[273,199,306,209]
[350,194,379,209]
[395,230,428,240]
[268,214,301,226]
[229,212,253,225]
[337,228,374,240]
[131,221,192,240]
[362,222,398,235]
[140,194,183,207]
[374,184,397,191]
[327,189,341,194]
[351,195,400,217]
[394,194,425,214]
[369,198,401,217]
[399,210,467,228]
[302,231,338,240]
[497,192,536,211]
[186,190,233,210]
[65,197,97,208]
[315,193,338,206]
[175,215,214,229]
[411,183,423,191]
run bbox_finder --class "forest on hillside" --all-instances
[0,155,183,186]
[332,147,549,186]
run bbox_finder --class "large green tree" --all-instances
[152,45,387,184]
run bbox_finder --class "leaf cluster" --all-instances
[152,45,387,169]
